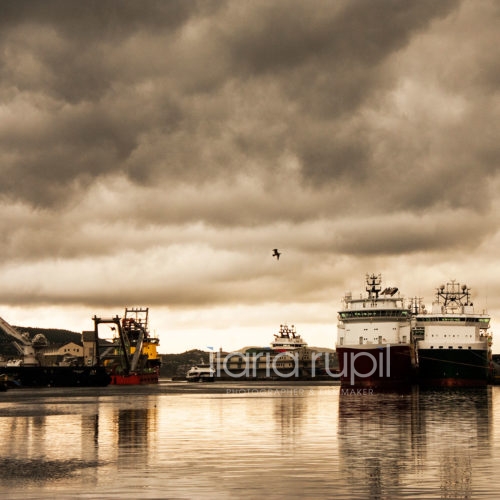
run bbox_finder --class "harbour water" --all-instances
[0,381,499,499]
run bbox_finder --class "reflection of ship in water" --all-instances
[272,389,307,446]
[0,396,157,488]
[418,388,492,499]
[338,389,417,498]
[68,403,158,471]
[337,387,491,498]
[116,407,157,460]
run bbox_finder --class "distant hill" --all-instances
[158,346,338,378]
[160,349,210,378]
[15,326,82,345]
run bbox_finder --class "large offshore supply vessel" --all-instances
[209,323,335,380]
[413,281,492,387]
[336,274,416,388]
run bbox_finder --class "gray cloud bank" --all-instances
[1,0,500,319]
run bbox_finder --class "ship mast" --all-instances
[436,280,471,313]
[366,273,382,300]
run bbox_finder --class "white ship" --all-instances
[413,281,492,387]
[336,273,416,388]
[209,324,333,379]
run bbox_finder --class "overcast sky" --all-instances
[1,0,500,353]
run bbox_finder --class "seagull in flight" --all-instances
[272,248,281,260]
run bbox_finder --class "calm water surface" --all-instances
[0,381,498,499]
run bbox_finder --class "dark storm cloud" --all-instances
[219,0,460,186]
[0,0,210,100]
[0,0,227,207]
[0,0,462,213]
[224,0,457,99]
[0,0,204,39]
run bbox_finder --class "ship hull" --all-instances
[110,369,159,385]
[336,344,415,388]
[0,366,111,387]
[186,375,215,383]
[417,348,489,387]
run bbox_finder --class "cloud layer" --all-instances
[1,0,499,352]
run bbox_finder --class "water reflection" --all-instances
[116,408,154,448]
[0,384,498,499]
[273,390,306,445]
[338,389,415,498]
[0,392,159,493]
[418,388,491,499]
[337,387,492,499]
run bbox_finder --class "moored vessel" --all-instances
[413,281,492,387]
[211,324,335,380]
[0,315,110,387]
[94,307,161,385]
[186,365,216,382]
[336,274,416,388]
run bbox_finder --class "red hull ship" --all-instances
[109,370,159,385]
[336,274,416,389]
[93,307,161,385]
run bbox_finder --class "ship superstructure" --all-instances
[336,274,415,388]
[413,281,492,387]
[95,307,161,385]
[271,324,308,352]
[121,307,161,371]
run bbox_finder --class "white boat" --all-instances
[186,365,215,382]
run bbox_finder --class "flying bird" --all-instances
[272,248,281,260]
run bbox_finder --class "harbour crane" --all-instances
[0,316,46,366]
